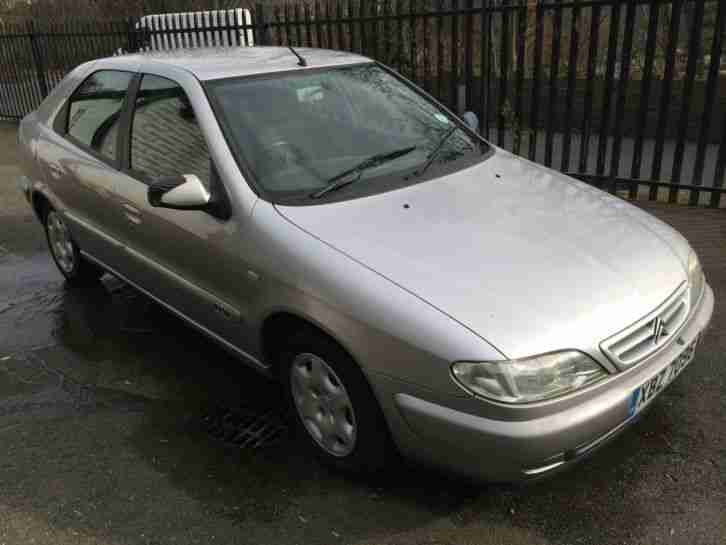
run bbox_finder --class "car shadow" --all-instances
[82,278,653,544]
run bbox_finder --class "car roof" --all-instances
[109,46,371,80]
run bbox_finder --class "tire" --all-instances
[43,207,103,286]
[278,329,397,474]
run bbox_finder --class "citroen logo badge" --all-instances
[652,317,668,345]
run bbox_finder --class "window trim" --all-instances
[118,73,142,173]
[55,69,137,170]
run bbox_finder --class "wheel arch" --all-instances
[261,308,400,467]
[31,190,52,222]
[260,310,360,377]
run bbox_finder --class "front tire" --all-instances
[44,208,103,286]
[278,330,397,474]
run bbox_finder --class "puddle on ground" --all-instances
[0,252,65,353]
[0,250,283,447]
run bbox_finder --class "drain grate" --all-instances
[201,406,288,449]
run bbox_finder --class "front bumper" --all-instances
[374,283,714,482]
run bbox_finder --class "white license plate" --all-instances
[627,338,698,418]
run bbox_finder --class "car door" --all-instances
[107,73,260,362]
[43,69,135,269]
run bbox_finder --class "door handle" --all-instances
[47,163,64,180]
[121,203,142,225]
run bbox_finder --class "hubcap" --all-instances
[290,353,357,457]
[47,211,76,274]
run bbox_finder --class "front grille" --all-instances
[601,283,690,368]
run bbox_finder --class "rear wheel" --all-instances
[44,208,103,286]
[278,330,397,474]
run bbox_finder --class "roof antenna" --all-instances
[288,45,307,67]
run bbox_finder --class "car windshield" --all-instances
[206,63,490,203]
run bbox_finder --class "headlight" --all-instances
[451,351,607,404]
[688,250,704,311]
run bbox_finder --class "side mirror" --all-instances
[462,111,479,133]
[148,174,211,211]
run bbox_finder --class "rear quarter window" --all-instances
[38,63,94,125]
[64,70,134,162]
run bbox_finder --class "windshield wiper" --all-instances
[310,146,417,199]
[413,125,458,178]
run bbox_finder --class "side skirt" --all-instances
[80,250,270,375]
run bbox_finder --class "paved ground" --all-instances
[0,121,725,545]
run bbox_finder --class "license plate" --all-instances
[627,338,698,418]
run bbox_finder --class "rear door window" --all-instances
[66,70,134,162]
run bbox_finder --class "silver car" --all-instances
[17,47,714,481]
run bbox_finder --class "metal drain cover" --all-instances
[201,406,287,449]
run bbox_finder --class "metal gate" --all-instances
[0,19,130,119]
[1,1,724,207]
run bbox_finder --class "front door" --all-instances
[108,73,260,363]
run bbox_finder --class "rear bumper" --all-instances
[374,283,714,482]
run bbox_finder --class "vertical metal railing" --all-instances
[265,0,725,206]
[0,0,724,207]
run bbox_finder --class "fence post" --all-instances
[26,21,49,99]
[255,2,271,45]
[126,16,139,53]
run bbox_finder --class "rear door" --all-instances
[46,69,135,268]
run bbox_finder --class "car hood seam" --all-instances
[271,203,509,360]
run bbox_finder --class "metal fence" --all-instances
[1,0,725,207]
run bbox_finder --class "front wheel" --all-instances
[44,208,103,286]
[279,331,397,474]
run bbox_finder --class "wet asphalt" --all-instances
[0,121,725,545]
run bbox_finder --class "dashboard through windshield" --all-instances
[206,63,490,204]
